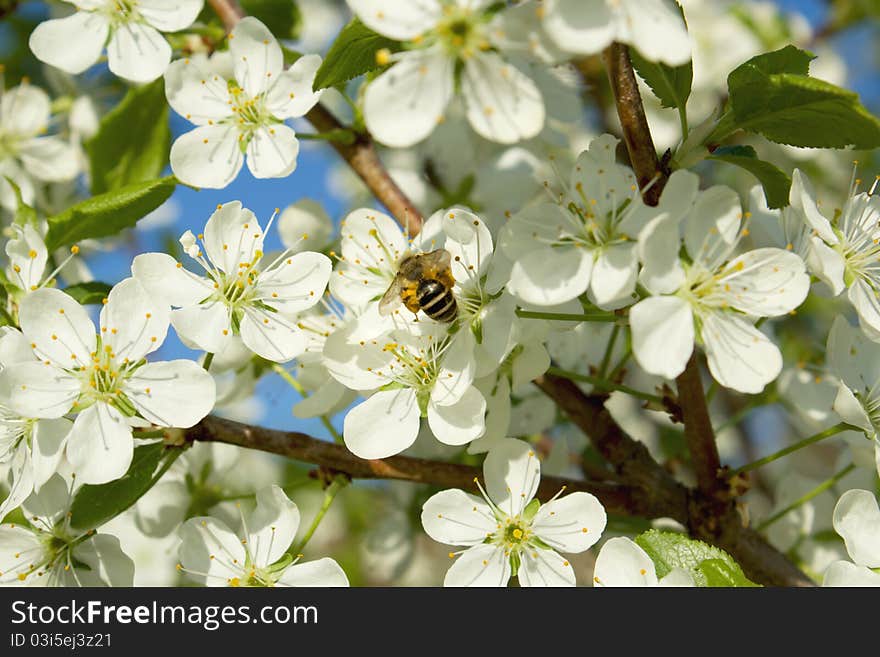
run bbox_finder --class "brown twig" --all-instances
[205,0,424,234]
[676,354,724,497]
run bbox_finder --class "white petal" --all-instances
[66,403,133,485]
[18,137,79,182]
[833,384,873,435]
[823,560,880,587]
[107,22,171,83]
[620,0,691,66]
[716,248,809,317]
[278,199,334,254]
[170,302,232,354]
[806,236,845,295]
[637,213,686,295]
[421,489,496,546]
[508,246,592,305]
[348,0,440,40]
[343,388,420,459]
[6,223,48,292]
[202,201,263,274]
[532,491,607,553]
[483,438,540,518]
[72,533,135,586]
[0,525,44,584]
[231,16,283,98]
[701,311,782,394]
[826,314,880,393]
[833,489,880,568]
[848,279,880,342]
[265,54,323,118]
[256,251,331,315]
[593,537,658,587]
[321,324,394,391]
[0,85,50,136]
[19,287,96,369]
[30,418,71,489]
[124,360,216,428]
[444,543,510,587]
[590,242,638,308]
[0,362,80,419]
[685,186,742,270]
[461,52,545,144]
[658,568,696,587]
[100,277,170,362]
[170,124,243,189]
[239,310,308,362]
[131,252,214,307]
[542,0,614,55]
[245,124,300,179]
[364,48,453,148]
[163,58,232,126]
[0,327,33,366]
[179,516,246,586]
[138,0,203,31]
[0,448,33,521]
[247,485,300,567]
[427,386,486,446]
[430,330,476,407]
[629,296,694,380]
[790,169,837,245]
[518,548,576,587]
[28,12,108,75]
[278,558,349,586]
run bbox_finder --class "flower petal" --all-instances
[245,124,300,179]
[240,309,308,362]
[30,418,71,490]
[231,16,282,97]
[179,516,246,586]
[684,185,742,270]
[427,386,486,446]
[823,560,880,587]
[421,489,496,546]
[131,252,214,308]
[203,200,263,273]
[444,543,510,587]
[163,57,232,126]
[277,558,349,586]
[590,242,638,309]
[483,438,540,518]
[100,277,170,362]
[832,489,880,569]
[364,48,453,148]
[265,54,323,118]
[0,361,80,419]
[508,245,592,306]
[247,485,300,567]
[618,0,691,66]
[18,136,79,182]
[542,0,614,56]
[532,491,607,553]
[28,12,109,75]
[170,302,232,354]
[343,388,420,459]
[593,536,658,587]
[0,447,33,522]
[790,169,837,245]
[137,0,202,31]
[0,85,50,136]
[124,360,216,428]
[348,0,440,40]
[629,295,694,380]
[716,248,809,317]
[170,124,243,189]
[107,22,171,83]
[66,403,133,485]
[701,311,782,394]
[518,548,576,587]
[19,287,96,369]
[256,251,331,315]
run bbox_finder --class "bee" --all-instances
[379,249,458,323]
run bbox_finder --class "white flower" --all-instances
[541,0,691,66]
[0,474,134,586]
[0,328,72,521]
[825,314,880,473]
[178,485,349,587]
[29,0,203,82]
[5,224,48,294]
[325,322,486,458]
[592,537,694,586]
[278,199,335,255]
[350,0,545,147]
[629,184,810,393]
[421,438,607,586]
[789,168,880,342]
[165,17,323,188]
[823,489,880,586]
[501,135,690,309]
[0,279,216,485]
[0,85,79,212]
[132,201,332,363]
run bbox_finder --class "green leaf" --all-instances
[634,529,759,587]
[45,176,176,251]
[698,558,760,587]
[630,48,693,111]
[85,80,170,194]
[313,18,401,91]
[711,45,880,149]
[240,0,301,39]
[3,177,37,227]
[708,145,792,209]
[63,281,113,305]
[69,443,182,530]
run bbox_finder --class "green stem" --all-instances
[132,429,167,439]
[203,352,214,372]
[272,364,344,444]
[729,422,854,476]
[547,366,663,404]
[705,381,719,404]
[607,345,632,381]
[678,105,689,141]
[757,463,855,531]
[290,475,348,555]
[598,324,621,379]
[515,309,620,323]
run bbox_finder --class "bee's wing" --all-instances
[378,275,404,316]
[422,249,452,270]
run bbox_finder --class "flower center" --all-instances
[495,517,532,552]
[434,6,488,59]
[228,86,276,145]
[107,0,142,25]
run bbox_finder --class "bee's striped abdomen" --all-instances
[416,279,457,323]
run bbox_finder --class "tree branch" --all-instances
[186,415,645,515]
[205,0,424,233]
[676,353,724,497]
